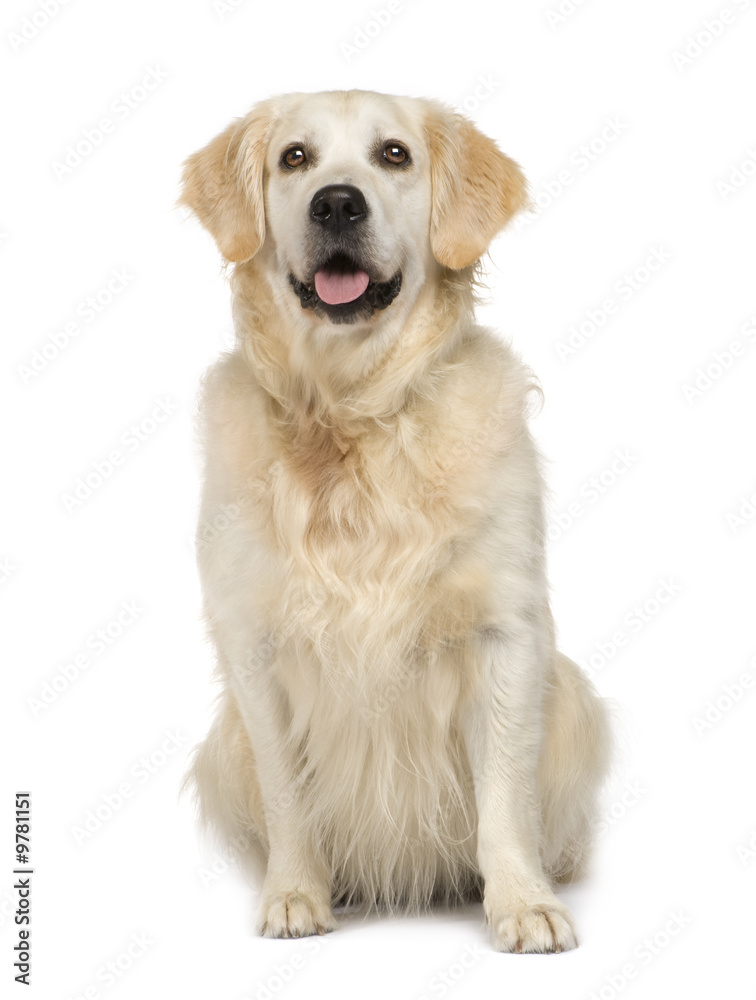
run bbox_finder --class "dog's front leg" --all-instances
[465,625,577,953]
[229,637,336,939]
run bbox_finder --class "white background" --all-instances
[2,0,755,997]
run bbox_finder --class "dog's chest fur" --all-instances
[263,395,498,647]
[204,344,528,673]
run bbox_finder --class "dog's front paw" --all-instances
[260,890,337,939]
[486,899,577,954]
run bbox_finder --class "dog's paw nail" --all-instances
[260,891,337,939]
[487,903,577,954]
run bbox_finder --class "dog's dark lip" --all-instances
[289,254,402,323]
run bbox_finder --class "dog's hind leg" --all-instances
[537,652,612,882]
[184,694,269,874]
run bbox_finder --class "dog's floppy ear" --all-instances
[424,104,528,270]
[179,109,273,263]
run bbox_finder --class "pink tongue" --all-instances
[314,267,369,305]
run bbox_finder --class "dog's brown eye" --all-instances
[384,143,408,165]
[283,147,306,168]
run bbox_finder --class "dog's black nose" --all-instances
[310,185,367,233]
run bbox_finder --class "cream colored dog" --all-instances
[181,90,610,954]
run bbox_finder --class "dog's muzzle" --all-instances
[288,184,402,324]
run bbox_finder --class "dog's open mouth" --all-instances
[289,254,402,324]
[314,256,370,305]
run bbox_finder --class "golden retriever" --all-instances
[180,89,610,954]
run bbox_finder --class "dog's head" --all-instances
[180,90,527,330]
